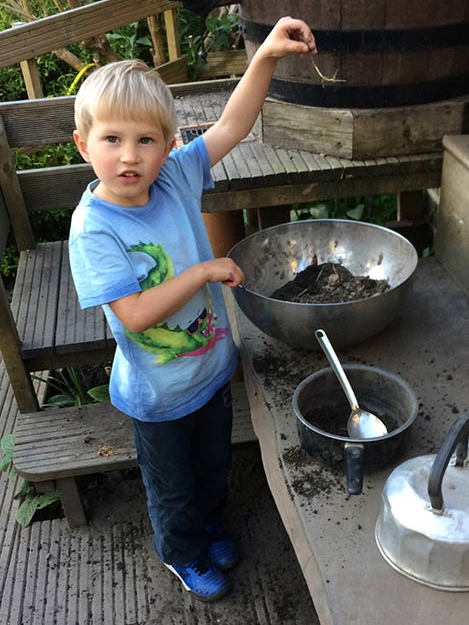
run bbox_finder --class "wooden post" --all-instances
[14,2,44,99]
[164,9,180,61]
[397,190,426,221]
[0,276,39,413]
[202,210,245,258]
[0,117,35,251]
[12,26,44,98]
[147,15,166,66]
[56,477,87,527]
[257,206,292,230]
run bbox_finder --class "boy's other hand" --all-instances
[202,258,245,288]
[260,16,317,59]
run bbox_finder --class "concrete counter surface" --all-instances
[234,257,469,625]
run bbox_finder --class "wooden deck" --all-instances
[0,359,318,624]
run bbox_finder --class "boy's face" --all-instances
[73,117,175,207]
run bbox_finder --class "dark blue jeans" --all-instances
[132,383,233,566]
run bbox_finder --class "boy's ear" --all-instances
[164,137,176,159]
[73,130,90,162]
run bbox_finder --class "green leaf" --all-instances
[87,385,110,403]
[136,36,152,46]
[1,433,15,456]
[42,394,75,408]
[35,491,61,510]
[347,204,364,220]
[0,455,12,472]
[16,495,42,528]
[14,480,35,499]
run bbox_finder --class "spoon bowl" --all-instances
[314,329,388,439]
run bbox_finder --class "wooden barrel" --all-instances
[241,0,469,108]
[241,1,469,157]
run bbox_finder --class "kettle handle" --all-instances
[428,412,469,512]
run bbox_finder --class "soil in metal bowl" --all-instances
[271,260,390,304]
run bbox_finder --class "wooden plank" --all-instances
[260,143,289,177]
[156,56,188,85]
[163,9,180,61]
[0,97,75,147]
[0,277,39,412]
[0,193,9,257]
[202,170,443,212]
[199,49,248,79]
[0,117,35,250]
[262,99,354,159]
[55,243,108,354]
[27,242,62,355]
[0,0,178,68]
[19,164,96,213]
[245,142,277,179]
[236,142,264,180]
[0,86,232,148]
[210,159,230,189]
[351,98,468,158]
[16,242,62,357]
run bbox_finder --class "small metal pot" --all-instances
[292,364,418,494]
[375,413,469,591]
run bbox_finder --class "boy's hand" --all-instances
[201,258,245,288]
[260,16,317,59]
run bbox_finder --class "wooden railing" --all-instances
[0,0,178,67]
[0,0,246,91]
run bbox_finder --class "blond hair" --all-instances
[74,60,177,142]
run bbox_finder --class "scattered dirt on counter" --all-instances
[271,261,390,304]
[282,445,345,499]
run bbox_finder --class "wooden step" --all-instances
[14,381,255,483]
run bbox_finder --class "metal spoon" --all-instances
[314,329,388,439]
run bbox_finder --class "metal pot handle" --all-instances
[428,412,469,512]
[344,442,365,495]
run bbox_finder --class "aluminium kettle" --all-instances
[375,412,469,591]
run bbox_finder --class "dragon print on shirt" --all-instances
[124,242,228,364]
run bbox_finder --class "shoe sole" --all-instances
[164,564,231,602]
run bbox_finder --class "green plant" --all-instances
[32,366,108,408]
[106,21,153,62]
[0,433,61,528]
[292,194,397,225]
[32,366,110,408]
[178,8,241,79]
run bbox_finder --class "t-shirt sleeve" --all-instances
[69,231,141,309]
[164,135,214,196]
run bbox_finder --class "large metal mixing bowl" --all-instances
[228,219,418,349]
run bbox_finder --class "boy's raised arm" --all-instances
[203,17,317,167]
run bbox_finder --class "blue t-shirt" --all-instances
[69,137,238,421]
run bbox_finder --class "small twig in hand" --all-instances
[310,53,346,85]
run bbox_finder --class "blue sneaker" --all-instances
[206,524,240,571]
[164,558,231,601]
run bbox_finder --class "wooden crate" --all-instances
[262,96,469,159]
[434,135,469,291]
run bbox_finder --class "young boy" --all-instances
[69,17,316,602]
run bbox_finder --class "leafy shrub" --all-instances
[292,194,397,225]
[0,433,61,528]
